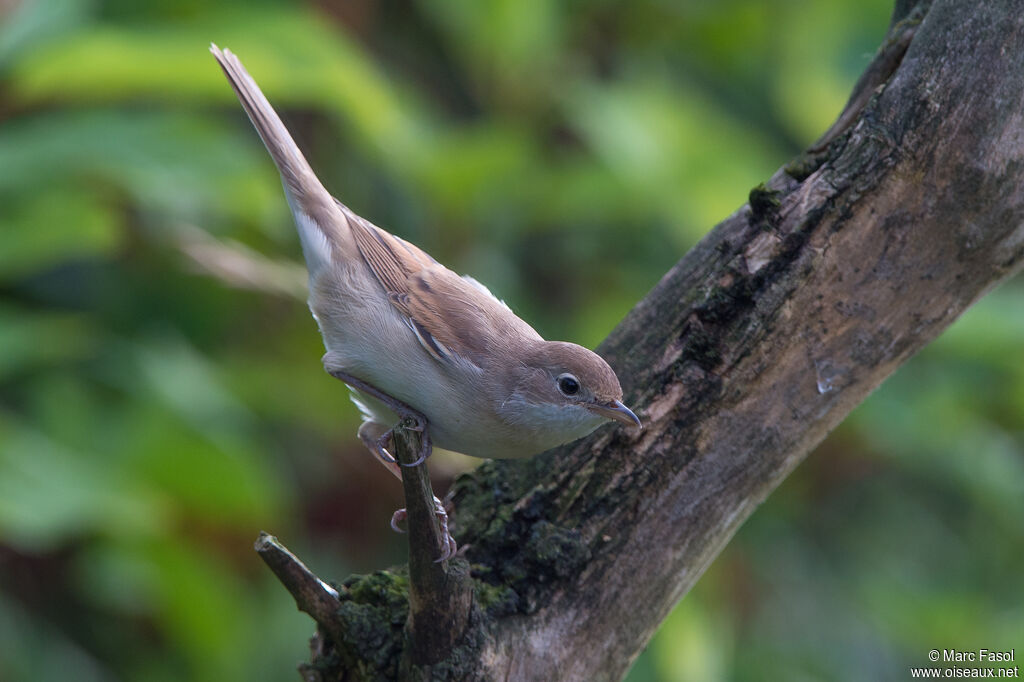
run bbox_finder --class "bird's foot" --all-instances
[327,366,432,467]
[394,414,432,467]
[360,418,431,468]
[390,496,457,562]
[360,426,398,465]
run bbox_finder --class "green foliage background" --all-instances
[0,0,1020,680]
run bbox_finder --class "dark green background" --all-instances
[1,0,1020,680]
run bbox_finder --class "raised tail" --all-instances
[210,44,326,203]
[210,44,343,276]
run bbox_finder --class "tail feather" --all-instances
[210,43,342,276]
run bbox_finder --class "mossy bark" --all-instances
[277,0,1024,678]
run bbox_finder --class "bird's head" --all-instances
[501,341,641,448]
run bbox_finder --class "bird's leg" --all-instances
[359,421,457,559]
[326,368,432,467]
[327,365,456,560]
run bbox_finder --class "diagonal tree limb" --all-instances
[270,0,1024,678]
[449,0,1024,678]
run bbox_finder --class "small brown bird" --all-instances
[211,45,640,557]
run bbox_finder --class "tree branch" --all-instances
[393,425,473,669]
[254,533,347,647]
[265,0,1024,678]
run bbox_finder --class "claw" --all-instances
[359,423,397,466]
[373,431,397,464]
[389,497,457,561]
[431,496,457,562]
[375,444,397,464]
[390,509,408,534]
[436,533,458,562]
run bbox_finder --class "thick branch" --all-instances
[811,2,923,151]
[286,0,1024,678]
[448,1,1024,679]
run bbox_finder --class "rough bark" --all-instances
[265,0,1024,679]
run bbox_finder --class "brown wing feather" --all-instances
[337,201,540,363]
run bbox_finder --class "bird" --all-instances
[210,45,641,559]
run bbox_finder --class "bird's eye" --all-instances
[557,373,581,397]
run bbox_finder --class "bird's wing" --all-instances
[337,201,542,365]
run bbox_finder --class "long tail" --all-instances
[210,44,343,275]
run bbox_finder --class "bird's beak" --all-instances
[588,399,642,429]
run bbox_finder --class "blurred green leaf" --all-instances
[0,593,114,682]
[8,8,425,159]
[564,74,785,232]
[0,110,281,227]
[0,0,89,69]
[0,188,121,280]
[417,0,564,96]
[0,417,167,551]
[0,306,97,380]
